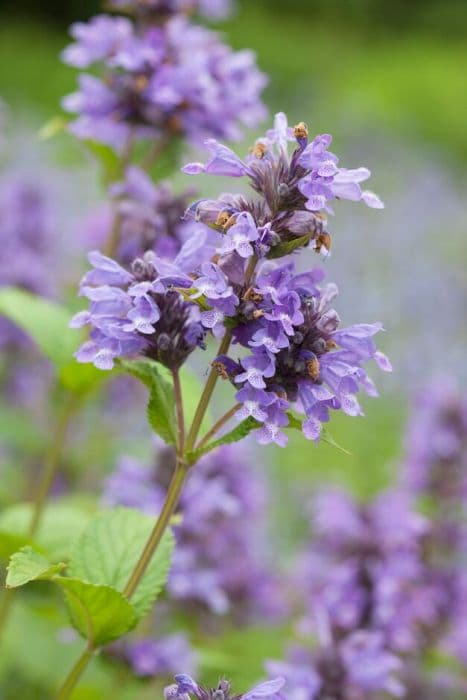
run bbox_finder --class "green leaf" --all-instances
[188,416,259,464]
[57,578,136,646]
[58,361,104,395]
[0,287,102,394]
[0,501,93,561]
[69,507,174,619]
[285,411,303,431]
[5,548,136,645]
[6,547,65,588]
[267,233,312,259]
[118,359,176,445]
[0,288,76,369]
[84,140,122,184]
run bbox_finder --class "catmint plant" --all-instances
[0,0,394,694]
[73,113,390,445]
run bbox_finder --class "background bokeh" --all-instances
[0,0,466,695]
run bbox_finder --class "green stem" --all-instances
[185,253,259,453]
[56,646,95,700]
[123,458,188,599]
[172,369,185,456]
[185,330,232,453]
[196,403,241,451]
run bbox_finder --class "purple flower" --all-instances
[71,243,208,370]
[219,212,259,259]
[107,166,206,265]
[213,260,390,446]
[402,380,467,503]
[62,15,267,152]
[184,112,383,259]
[165,675,285,700]
[126,634,196,677]
[267,634,404,700]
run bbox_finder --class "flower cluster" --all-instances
[107,0,233,21]
[72,113,389,443]
[267,634,404,700]
[62,11,266,152]
[124,634,196,678]
[265,489,447,698]
[184,111,383,255]
[0,179,57,334]
[70,238,209,370]
[214,262,391,446]
[402,381,467,670]
[104,443,282,618]
[109,165,200,264]
[165,675,285,700]
[403,380,467,507]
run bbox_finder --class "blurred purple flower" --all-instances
[62,15,266,152]
[165,675,284,700]
[126,634,196,677]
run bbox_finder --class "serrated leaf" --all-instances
[0,502,93,561]
[0,288,102,395]
[57,578,137,646]
[188,416,259,464]
[0,288,76,369]
[118,359,176,445]
[6,547,65,588]
[267,233,312,259]
[69,507,174,619]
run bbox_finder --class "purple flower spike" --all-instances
[212,258,390,446]
[62,14,267,153]
[184,112,383,260]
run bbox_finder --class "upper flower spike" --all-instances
[62,14,267,152]
[183,112,383,259]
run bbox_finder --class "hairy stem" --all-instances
[56,646,95,700]
[172,369,185,456]
[196,404,241,451]
[123,458,188,599]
